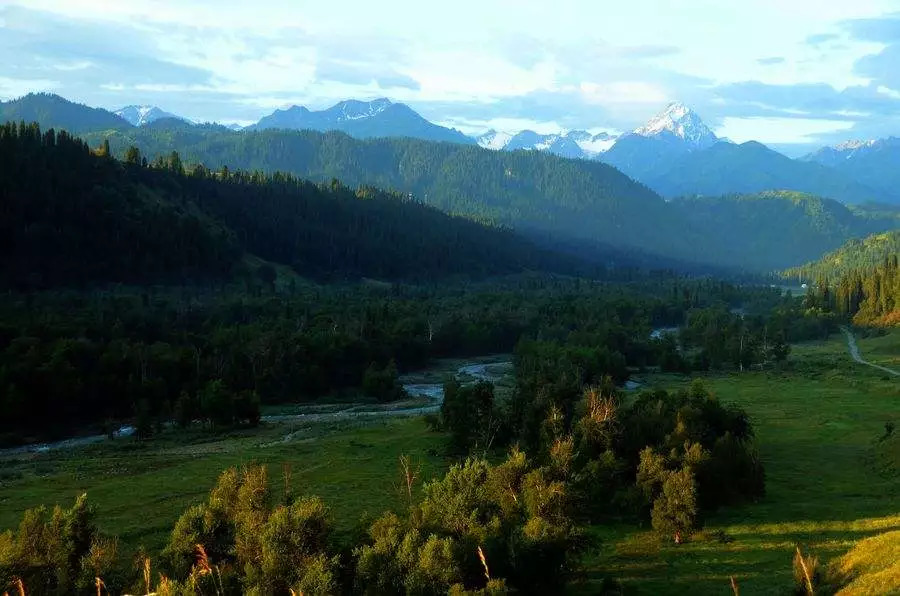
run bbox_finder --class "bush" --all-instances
[0,494,109,594]
[650,467,697,544]
[362,360,407,403]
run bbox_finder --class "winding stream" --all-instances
[0,356,514,457]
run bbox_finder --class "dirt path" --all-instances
[841,326,900,377]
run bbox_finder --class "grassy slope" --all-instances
[832,529,900,594]
[855,330,900,370]
[0,334,897,593]
[581,331,900,594]
[0,419,447,556]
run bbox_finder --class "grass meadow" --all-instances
[0,331,897,593]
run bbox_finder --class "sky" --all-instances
[2,0,900,155]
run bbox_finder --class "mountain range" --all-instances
[75,121,896,272]
[1,92,899,274]
[3,93,898,206]
[801,137,900,201]
[477,129,618,158]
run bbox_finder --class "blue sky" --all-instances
[2,0,900,155]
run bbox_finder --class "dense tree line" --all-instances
[782,229,900,283]
[805,255,900,326]
[437,358,766,541]
[0,122,583,290]
[0,276,771,445]
[0,122,240,288]
[669,191,895,272]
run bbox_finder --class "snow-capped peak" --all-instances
[476,129,513,150]
[575,131,619,155]
[834,139,877,151]
[333,98,392,121]
[114,105,180,126]
[634,102,717,149]
[476,128,619,157]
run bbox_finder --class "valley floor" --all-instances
[0,331,897,593]
[582,330,900,594]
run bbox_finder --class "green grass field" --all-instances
[0,418,449,557]
[856,329,900,371]
[581,331,900,594]
[0,332,897,593]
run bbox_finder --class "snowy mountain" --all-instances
[249,98,474,144]
[633,102,718,149]
[476,129,513,150]
[801,139,885,167]
[802,137,900,201]
[602,103,720,181]
[477,129,619,159]
[114,105,183,126]
[476,102,713,163]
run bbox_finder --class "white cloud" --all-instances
[5,0,900,143]
[876,85,900,99]
[52,60,94,71]
[133,83,219,93]
[400,51,559,102]
[437,116,566,136]
[579,81,669,105]
[716,116,855,144]
[0,76,59,98]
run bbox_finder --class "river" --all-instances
[0,355,515,457]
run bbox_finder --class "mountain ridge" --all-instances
[114,105,184,126]
[248,98,474,144]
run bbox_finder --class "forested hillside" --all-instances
[0,122,578,289]
[83,125,691,256]
[805,255,899,326]
[0,93,131,134]
[0,123,240,288]
[783,229,900,281]
[670,191,896,271]
[4,93,898,273]
[83,124,900,271]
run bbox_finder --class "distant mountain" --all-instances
[474,129,511,150]
[634,102,718,149]
[249,98,474,144]
[671,191,898,271]
[782,229,900,281]
[802,138,900,200]
[802,139,882,167]
[82,121,900,272]
[602,102,720,181]
[0,93,130,133]
[645,140,893,204]
[114,105,184,126]
[478,129,618,159]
